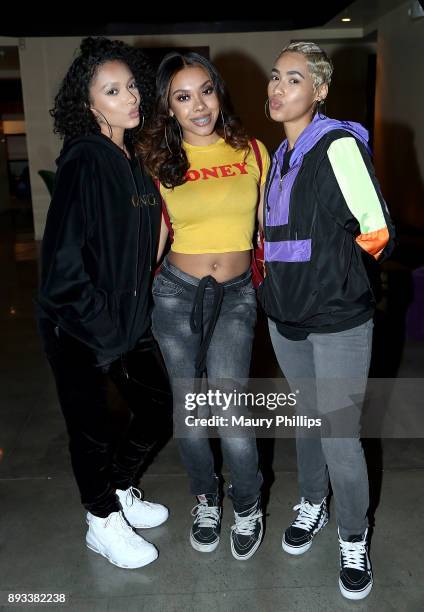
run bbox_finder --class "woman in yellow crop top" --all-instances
[141,51,270,560]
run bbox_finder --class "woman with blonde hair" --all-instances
[260,41,395,599]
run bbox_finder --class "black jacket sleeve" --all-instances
[38,156,115,343]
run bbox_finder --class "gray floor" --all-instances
[0,221,423,611]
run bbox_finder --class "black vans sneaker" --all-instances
[190,494,222,552]
[230,498,263,560]
[338,528,373,600]
[282,496,328,555]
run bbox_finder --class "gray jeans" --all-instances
[268,318,373,539]
[152,259,263,509]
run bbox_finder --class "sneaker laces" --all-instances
[292,498,323,531]
[231,506,263,536]
[339,537,367,571]
[124,486,145,507]
[104,511,135,538]
[191,502,220,529]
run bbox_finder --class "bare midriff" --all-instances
[168,250,251,283]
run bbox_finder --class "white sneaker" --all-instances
[86,510,158,569]
[116,486,169,529]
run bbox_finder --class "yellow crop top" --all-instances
[159,138,270,254]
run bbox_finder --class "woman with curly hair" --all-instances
[140,51,270,560]
[37,37,169,569]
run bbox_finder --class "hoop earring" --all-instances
[92,108,113,139]
[317,99,327,120]
[164,117,183,156]
[174,116,183,143]
[220,109,228,141]
[164,124,173,154]
[264,99,273,122]
[139,114,145,130]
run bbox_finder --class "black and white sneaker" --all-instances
[282,496,328,555]
[338,528,373,600]
[230,498,263,560]
[190,494,222,552]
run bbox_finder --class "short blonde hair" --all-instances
[278,41,333,90]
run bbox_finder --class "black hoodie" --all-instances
[37,134,161,364]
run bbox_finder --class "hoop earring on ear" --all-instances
[220,109,228,141]
[139,114,145,130]
[264,99,273,121]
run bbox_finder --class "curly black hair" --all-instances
[139,51,249,189]
[50,37,155,141]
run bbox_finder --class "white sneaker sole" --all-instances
[230,521,263,561]
[339,577,373,600]
[282,537,313,555]
[86,538,158,569]
[190,531,220,552]
[282,515,329,556]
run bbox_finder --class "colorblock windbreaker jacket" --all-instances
[258,115,395,340]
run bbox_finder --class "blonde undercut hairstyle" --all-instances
[278,41,333,90]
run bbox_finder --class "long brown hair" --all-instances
[138,51,249,189]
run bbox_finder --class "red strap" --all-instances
[154,178,174,242]
[249,139,265,288]
[250,138,263,181]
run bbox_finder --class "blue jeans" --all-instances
[152,258,263,509]
[268,318,373,539]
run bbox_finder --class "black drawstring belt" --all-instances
[190,275,224,378]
